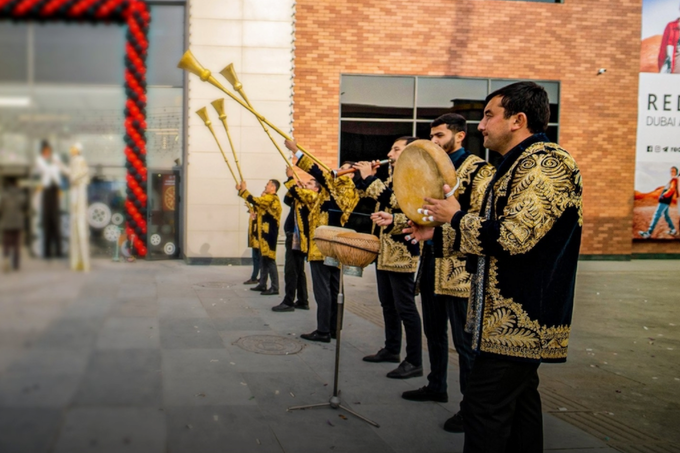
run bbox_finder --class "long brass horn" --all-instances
[219,64,300,181]
[177,50,331,172]
[210,98,244,182]
[195,107,239,184]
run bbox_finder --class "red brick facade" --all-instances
[292,0,646,257]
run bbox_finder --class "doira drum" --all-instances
[313,226,355,267]
[392,139,458,227]
[331,232,380,277]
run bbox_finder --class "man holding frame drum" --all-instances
[406,82,582,452]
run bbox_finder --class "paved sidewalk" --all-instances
[1,257,669,452]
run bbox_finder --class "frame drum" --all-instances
[393,140,458,227]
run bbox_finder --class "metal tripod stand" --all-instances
[288,265,380,427]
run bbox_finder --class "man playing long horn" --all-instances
[271,164,311,312]
[284,139,361,343]
[236,179,282,296]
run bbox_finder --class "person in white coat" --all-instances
[67,143,91,271]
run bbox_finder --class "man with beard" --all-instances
[401,113,495,435]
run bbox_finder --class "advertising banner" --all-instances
[636,0,680,240]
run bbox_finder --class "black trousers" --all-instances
[420,244,475,395]
[42,185,62,258]
[375,267,422,366]
[250,247,261,280]
[282,232,308,306]
[258,255,279,291]
[462,355,542,453]
[2,230,20,270]
[309,261,339,334]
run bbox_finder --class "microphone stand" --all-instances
[288,264,380,427]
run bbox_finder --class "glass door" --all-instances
[146,168,180,259]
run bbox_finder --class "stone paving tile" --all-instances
[73,350,162,407]
[198,297,262,318]
[162,349,255,407]
[0,373,82,407]
[159,318,224,349]
[265,409,396,453]
[165,406,283,453]
[60,297,116,319]
[212,316,273,332]
[0,407,62,453]
[158,297,209,319]
[52,407,166,453]
[31,318,103,351]
[96,317,160,349]
[543,414,610,450]
[109,297,159,318]
[4,349,91,377]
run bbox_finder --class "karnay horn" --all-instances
[177,50,331,172]
[219,63,301,181]
[195,107,239,184]
[210,98,244,182]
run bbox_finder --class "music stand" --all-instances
[288,263,380,427]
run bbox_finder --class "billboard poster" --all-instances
[636,0,680,240]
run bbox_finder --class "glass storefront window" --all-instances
[340,75,560,165]
[417,78,488,121]
[341,75,415,119]
[0,23,28,82]
[0,3,185,259]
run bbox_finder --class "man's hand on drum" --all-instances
[403,220,434,244]
[370,211,393,227]
[420,183,460,224]
[353,161,375,179]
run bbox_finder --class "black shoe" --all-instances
[402,386,448,403]
[330,331,337,340]
[261,288,279,296]
[250,285,266,292]
[386,360,423,379]
[293,302,310,310]
[443,411,464,433]
[272,302,294,312]
[300,330,331,343]
[363,348,400,363]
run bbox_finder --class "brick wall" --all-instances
[292,0,642,256]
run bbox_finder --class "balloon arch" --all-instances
[0,0,150,256]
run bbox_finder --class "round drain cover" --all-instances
[234,335,304,355]
[192,282,233,289]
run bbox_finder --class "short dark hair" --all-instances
[269,179,280,192]
[431,113,467,134]
[672,166,679,175]
[40,140,50,151]
[394,136,419,146]
[485,82,550,134]
[308,178,320,190]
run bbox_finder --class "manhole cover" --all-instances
[234,335,305,355]
[193,282,233,289]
